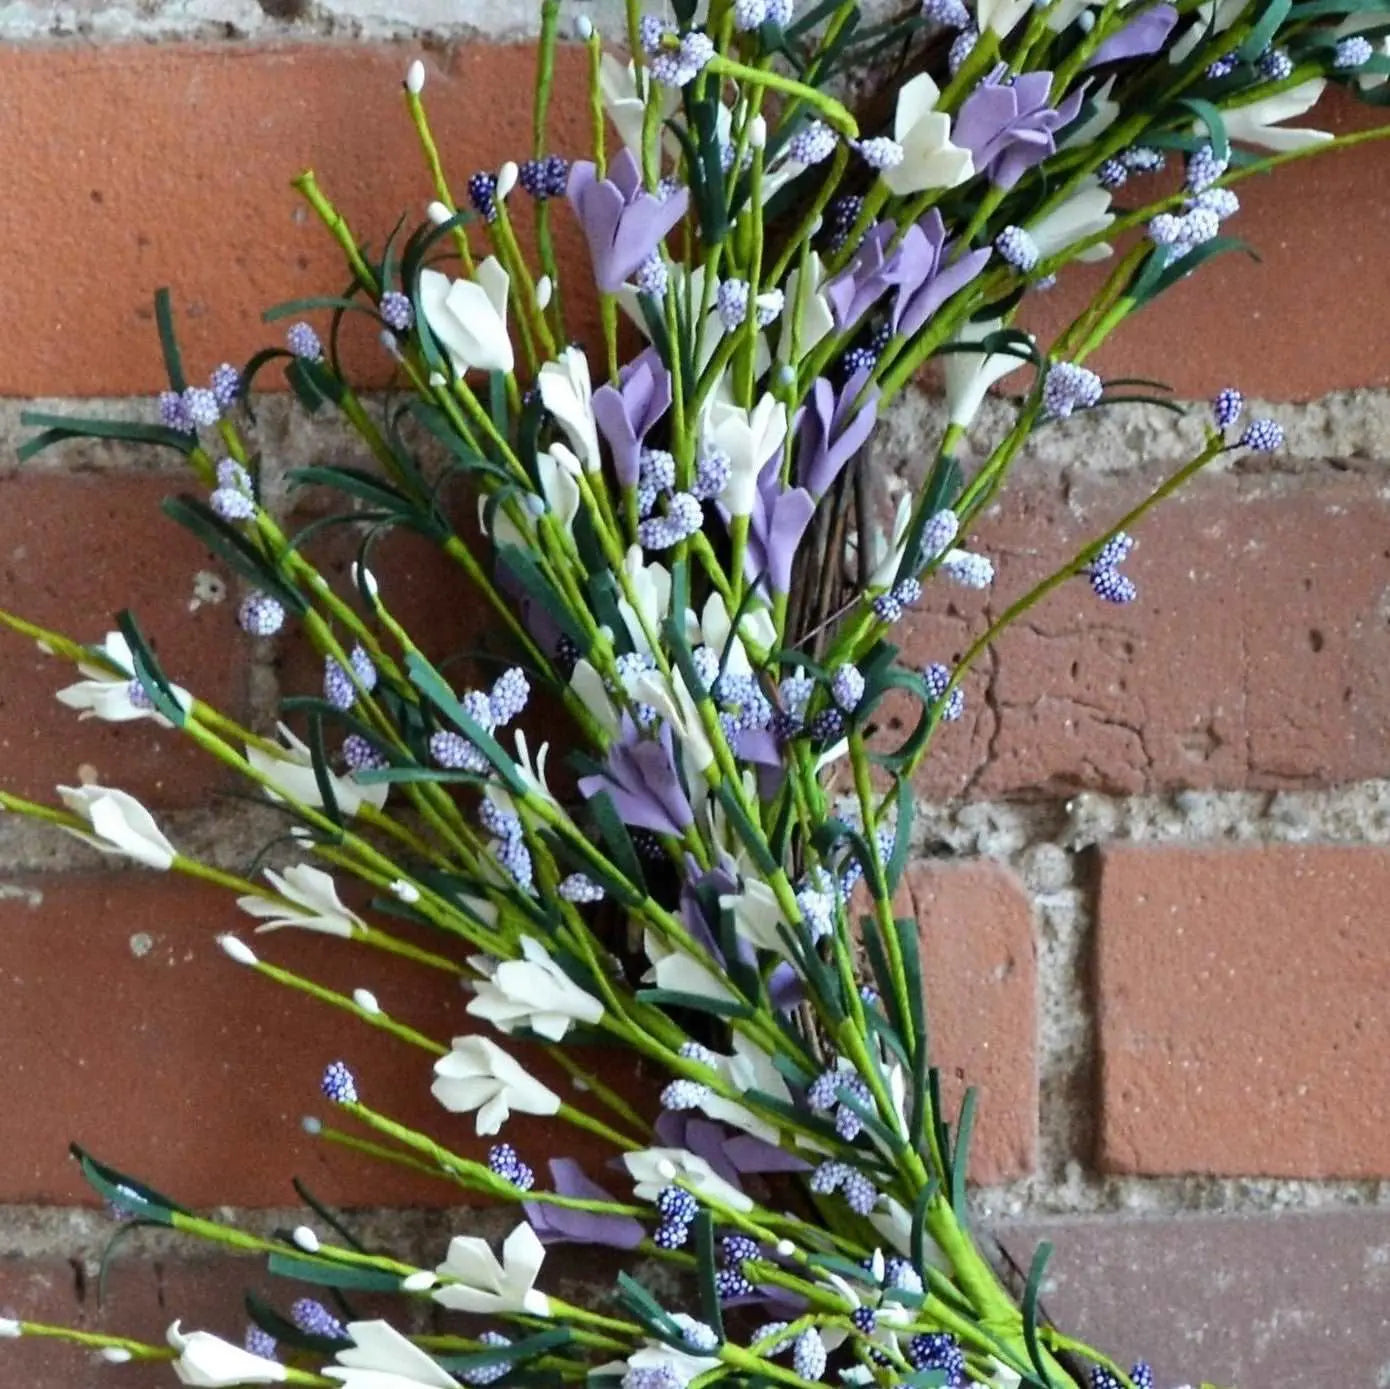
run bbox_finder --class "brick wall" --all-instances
[0,22,1387,1389]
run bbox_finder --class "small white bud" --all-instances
[99,1348,132,1364]
[406,59,425,93]
[775,363,796,390]
[535,275,553,310]
[575,14,593,37]
[496,161,519,201]
[775,1238,796,1257]
[292,1225,321,1252]
[400,1270,437,1292]
[353,987,381,1015]
[218,934,258,967]
[525,493,546,516]
[390,878,421,903]
[426,200,453,226]
[302,1115,323,1135]
[656,1158,677,1180]
[350,562,380,599]
[428,371,447,389]
[378,328,403,361]
[0,1319,20,1338]
[748,115,767,150]
[289,825,314,840]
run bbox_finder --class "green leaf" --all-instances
[1021,1241,1056,1389]
[496,543,588,648]
[17,413,195,464]
[712,782,779,875]
[115,610,187,727]
[434,1329,573,1375]
[1238,0,1292,59]
[1178,97,1229,164]
[70,1145,187,1226]
[949,1087,977,1220]
[615,1272,683,1339]
[582,789,648,905]
[263,295,373,322]
[267,1252,405,1291]
[692,1210,724,1339]
[245,1291,350,1353]
[405,650,527,795]
[636,988,755,1019]
[883,777,912,894]
[161,495,306,613]
[154,288,188,393]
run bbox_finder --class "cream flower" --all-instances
[419,259,515,376]
[1027,177,1114,263]
[55,631,191,725]
[682,590,775,676]
[433,1222,551,1317]
[326,1319,460,1389]
[719,876,792,959]
[489,445,578,547]
[623,1146,754,1212]
[167,1322,287,1386]
[58,784,177,870]
[236,863,364,938]
[467,935,604,1041]
[940,317,1030,429]
[700,390,788,517]
[682,1034,791,1143]
[881,75,974,197]
[599,54,679,159]
[1221,79,1332,152]
[977,0,1032,36]
[570,658,622,739]
[618,547,672,658]
[776,253,835,365]
[245,722,389,817]
[621,1342,721,1388]
[538,348,601,471]
[642,928,739,1004]
[431,1035,560,1134]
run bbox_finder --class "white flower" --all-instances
[684,1034,792,1142]
[622,1341,721,1388]
[0,1319,19,1338]
[700,390,788,517]
[419,259,515,376]
[433,1222,551,1317]
[776,253,834,366]
[683,591,775,676]
[941,317,1030,429]
[629,666,714,776]
[868,495,914,591]
[54,631,191,725]
[245,722,389,816]
[467,935,604,1040]
[881,75,973,197]
[1027,177,1114,263]
[1336,14,1390,89]
[491,443,580,548]
[643,928,740,1003]
[1220,79,1332,152]
[57,784,176,870]
[570,658,622,739]
[167,1322,287,1386]
[618,547,672,658]
[1060,75,1118,149]
[623,1147,754,1212]
[509,729,554,804]
[538,347,601,471]
[1169,0,1244,62]
[326,1319,459,1389]
[599,54,679,159]
[236,863,364,938]
[977,0,1032,36]
[431,1035,560,1134]
[719,877,792,959]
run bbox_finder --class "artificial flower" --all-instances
[538,347,601,472]
[578,717,694,836]
[680,1034,792,1142]
[244,723,389,816]
[617,545,672,658]
[568,151,689,293]
[940,317,1031,429]
[952,72,1086,189]
[642,928,741,1004]
[55,630,191,725]
[167,1322,287,1386]
[236,863,364,938]
[593,348,672,487]
[621,1341,721,1388]
[431,1035,561,1134]
[326,1319,460,1389]
[1086,4,1177,65]
[1221,79,1333,151]
[775,253,835,364]
[467,935,604,1040]
[57,784,177,870]
[598,54,679,159]
[700,390,788,517]
[433,1221,551,1316]
[976,0,1032,35]
[1027,177,1115,263]
[880,74,973,196]
[419,259,515,375]
[1169,0,1245,62]
[623,1146,755,1212]
[524,1158,645,1248]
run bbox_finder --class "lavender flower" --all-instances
[1206,51,1239,79]
[209,362,240,408]
[181,387,220,429]
[909,1332,965,1386]
[342,734,388,772]
[947,26,978,75]
[158,390,190,432]
[210,485,255,521]
[243,1327,278,1359]
[524,1158,645,1248]
[323,657,355,710]
[238,592,285,637]
[941,549,995,588]
[1212,387,1244,429]
[1120,145,1165,173]
[558,873,605,902]
[797,372,880,500]
[858,137,905,171]
[578,718,694,835]
[1096,157,1128,189]
[1094,531,1134,569]
[1258,47,1294,81]
[468,170,499,221]
[568,151,690,293]
[734,0,767,30]
[923,662,964,721]
[952,71,1086,190]
[637,491,703,549]
[430,730,489,773]
[831,664,865,712]
[593,348,672,488]
[321,1060,357,1104]
[995,225,1039,271]
[1186,144,1228,193]
[291,1299,345,1340]
[1240,417,1284,451]
[920,508,960,561]
[488,1142,535,1190]
[1090,567,1137,603]
[460,1333,512,1385]
[1042,361,1104,419]
[922,0,970,27]
[787,120,836,165]
[286,321,322,361]
[718,278,750,329]
[766,0,792,21]
[1335,35,1373,68]
[379,291,413,331]
[490,667,530,725]
[792,1331,827,1381]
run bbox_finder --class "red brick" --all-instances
[895,860,1037,1183]
[0,473,251,808]
[1020,87,1390,400]
[0,47,1381,400]
[0,873,635,1207]
[998,1209,1390,1389]
[0,44,595,398]
[900,471,1390,799]
[1096,843,1390,1178]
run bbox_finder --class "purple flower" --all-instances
[523,1158,644,1248]
[746,475,815,596]
[578,717,693,835]
[952,70,1087,190]
[1085,5,1177,66]
[887,210,992,339]
[568,150,690,293]
[594,348,673,488]
[824,222,899,331]
[797,371,880,500]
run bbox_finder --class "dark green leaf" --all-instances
[1238,0,1292,59]
[692,1210,724,1339]
[116,610,187,727]
[1022,1241,1056,1389]
[949,1087,977,1221]
[582,789,648,905]
[263,295,373,322]
[267,1252,405,1291]
[405,650,527,794]
[245,1291,350,1353]
[635,989,755,1019]
[161,495,306,613]
[70,1145,187,1226]
[17,413,195,464]
[154,288,188,393]
[434,1329,573,1375]
[1178,97,1229,164]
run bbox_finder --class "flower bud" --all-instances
[575,14,593,37]
[99,1348,132,1363]
[350,561,380,599]
[406,59,425,93]
[426,200,453,226]
[535,275,553,310]
[218,934,258,967]
[353,987,381,1015]
[292,1226,320,1252]
[400,1270,437,1291]
[496,161,519,200]
[748,115,767,150]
